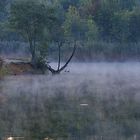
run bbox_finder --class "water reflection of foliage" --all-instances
[0,89,139,140]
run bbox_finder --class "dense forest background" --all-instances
[1,0,140,61]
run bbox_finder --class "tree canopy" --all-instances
[0,0,140,68]
[10,0,56,64]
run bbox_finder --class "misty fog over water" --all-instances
[1,62,140,100]
[1,62,140,140]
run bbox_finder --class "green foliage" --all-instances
[128,7,140,42]
[4,0,140,44]
[111,7,140,43]
[60,0,80,10]
[0,0,7,13]
[0,67,9,78]
[80,0,140,42]
[10,0,48,39]
[1,0,140,61]
[9,0,56,64]
[93,3,114,41]
[86,18,98,41]
[64,6,98,42]
[64,6,81,40]
[111,11,130,42]
[35,56,47,73]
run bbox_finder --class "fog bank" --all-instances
[1,62,140,100]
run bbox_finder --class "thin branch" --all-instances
[57,42,63,70]
[46,64,57,74]
[59,41,77,72]
[46,41,77,74]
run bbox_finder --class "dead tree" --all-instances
[46,41,77,74]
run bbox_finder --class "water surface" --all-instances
[1,62,140,99]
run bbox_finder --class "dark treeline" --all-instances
[0,0,140,62]
[1,0,140,42]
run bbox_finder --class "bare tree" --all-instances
[46,41,77,74]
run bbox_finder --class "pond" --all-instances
[0,62,140,139]
[1,62,140,99]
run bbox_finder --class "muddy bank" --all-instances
[5,62,34,75]
[0,58,44,75]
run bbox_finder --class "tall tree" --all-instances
[9,0,56,65]
[45,5,98,74]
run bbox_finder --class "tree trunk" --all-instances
[46,41,77,75]
[31,52,36,66]
[0,58,3,69]
[29,40,36,67]
[27,29,36,67]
